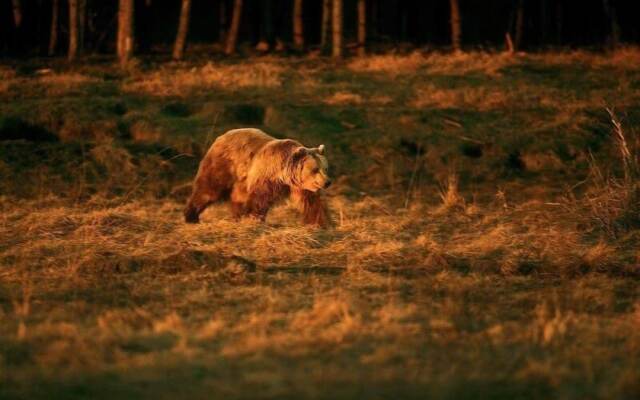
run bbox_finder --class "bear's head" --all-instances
[290,145,331,192]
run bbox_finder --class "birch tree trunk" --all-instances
[449,0,461,52]
[117,0,135,66]
[332,0,342,58]
[173,0,192,59]
[49,0,59,56]
[68,0,78,60]
[357,0,366,56]
[293,0,304,49]
[225,0,243,55]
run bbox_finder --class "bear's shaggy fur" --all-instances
[184,128,331,226]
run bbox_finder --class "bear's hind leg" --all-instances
[184,158,233,223]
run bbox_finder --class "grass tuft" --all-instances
[579,109,640,238]
[438,173,465,211]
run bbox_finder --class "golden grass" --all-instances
[347,51,427,75]
[2,188,638,398]
[0,66,16,94]
[423,51,518,76]
[529,47,640,70]
[0,191,631,286]
[348,48,640,79]
[322,91,393,106]
[0,69,98,96]
[410,80,613,112]
[323,91,363,105]
[437,173,465,211]
[411,83,509,110]
[0,65,16,79]
[37,72,99,95]
[2,52,640,398]
[123,60,284,96]
[347,51,519,76]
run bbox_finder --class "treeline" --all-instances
[1,0,636,61]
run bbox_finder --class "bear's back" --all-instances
[213,128,274,153]
[207,128,280,182]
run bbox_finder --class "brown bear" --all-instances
[184,128,332,226]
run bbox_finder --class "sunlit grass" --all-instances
[122,60,285,96]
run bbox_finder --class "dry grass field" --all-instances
[1,50,640,399]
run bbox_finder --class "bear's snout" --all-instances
[324,179,332,189]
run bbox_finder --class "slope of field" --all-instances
[1,50,640,399]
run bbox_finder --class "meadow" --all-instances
[1,49,640,399]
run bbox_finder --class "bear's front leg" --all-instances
[290,188,330,227]
[230,182,250,219]
[247,182,286,222]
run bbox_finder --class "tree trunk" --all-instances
[117,0,135,66]
[514,0,524,51]
[505,32,514,53]
[357,0,365,56]
[11,0,22,28]
[225,0,243,55]
[293,0,304,49]
[68,0,78,60]
[332,0,342,58]
[321,0,331,50]
[48,0,59,56]
[173,0,191,59]
[449,0,461,52]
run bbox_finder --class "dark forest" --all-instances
[2,0,639,59]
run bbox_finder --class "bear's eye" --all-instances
[312,168,320,174]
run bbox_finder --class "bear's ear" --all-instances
[317,144,325,155]
[293,146,308,159]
